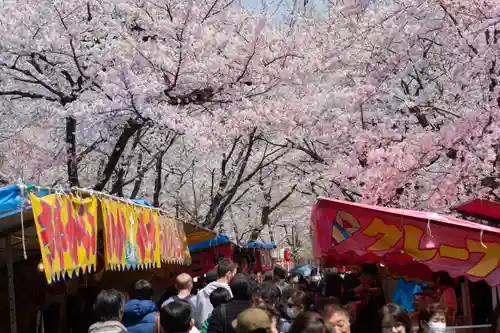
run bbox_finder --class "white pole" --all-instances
[6,235,17,333]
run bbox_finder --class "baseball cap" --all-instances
[232,308,272,333]
[206,269,218,283]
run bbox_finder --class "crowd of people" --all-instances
[83,260,500,333]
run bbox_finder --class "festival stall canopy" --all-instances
[245,242,276,249]
[454,199,500,223]
[189,234,231,252]
[0,184,216,283]
[311,198,500,286]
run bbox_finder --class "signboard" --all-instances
[30,194,97,283]
[312,199,500,285]
[158,215,191,265]
[100,198,161,270]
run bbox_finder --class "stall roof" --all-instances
[0,184,216,264]
[453,199,500,223]
[189,235,232,252]
[311,198,500,285]
[245,242,276,249]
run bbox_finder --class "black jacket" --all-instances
[207,299,252,333]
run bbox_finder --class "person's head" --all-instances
[360,264,378,289]
[206,269,218,284]
[230,273,253,300]
[316,301,349,333]
[160,300,194,333]
[263,271,273,282]
[257,305,280,333]
[176,273,193,293]
[431,272,453,289]
[273,265,287,281]
[286,290,309,319]
[252,282,280,308]
[218,259,237,283]
[232,308,273,333]
[298,277,309,291]
[280,286,294,307]
[93,289,126,322]
[288,311,333,333]
[419,303,447,333]
[379,303,412,333]
[324,273,343,299]
[210,287,232,308]
[129,279,153,300]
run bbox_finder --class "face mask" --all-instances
[428,322,446,333]
[286,307,297,319]
[312,275,321,282]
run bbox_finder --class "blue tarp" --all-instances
[0,184,155,221]
[0,184,50,220]
[392,279,422,312]
[189,234,231,252]
[245,242,276,249]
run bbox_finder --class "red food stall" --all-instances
[311,197,500,330]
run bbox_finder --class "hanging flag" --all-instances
[158,215,191,265]
[100,198,161,270]
[30,193,98,284]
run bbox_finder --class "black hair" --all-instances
[217,259,236,278]
[129,279,153,300]
[378,303,412,333]
[432,271,454,287]
[209,287,232,308]
[323,273,343,299]
[263,271,273,281]
[161,300,193,333]
[273,265,287,280]
[289,311,333,333]
[93,289,125,322]
[253,282,280,306]
[230,273,252,300]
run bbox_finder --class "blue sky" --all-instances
[239,0,328,17]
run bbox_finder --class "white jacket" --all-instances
[193,282,232,328]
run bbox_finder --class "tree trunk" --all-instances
[66,117,79,187]
[93,119,142,191]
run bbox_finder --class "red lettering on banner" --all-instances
[53,198,65,268]
[104,205,113,261]
[116,210,126,262]
[147,212,156,261]
[66,199,78,265]
[137,212,147,262]
[37,201,57,267]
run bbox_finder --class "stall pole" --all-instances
[493,286,500,312]
[6,235,17,333]
[460,279,472,333]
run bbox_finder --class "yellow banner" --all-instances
[101,198,161,270]
[158,215,191,265]
[30,193,98,284]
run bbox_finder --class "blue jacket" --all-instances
[122,299,158,333]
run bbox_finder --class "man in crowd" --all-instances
[122,280,158,333]
[272,265,288,293]
[195,259,237,328]
[161,300,196,333]
[163,273,195,308]
[89,289,128,333]
[317,300,351,333]
[207,273,253,333]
